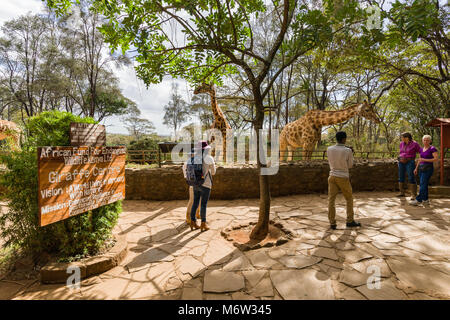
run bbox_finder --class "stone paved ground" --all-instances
[1,192,449,300]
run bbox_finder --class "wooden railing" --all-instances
[2,148,448,167]
[126,148,450,166]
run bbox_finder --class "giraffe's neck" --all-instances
[314,104,361,126]
[209,89,229,130]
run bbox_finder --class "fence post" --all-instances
[323,151,326,160]
[158,148,161,168]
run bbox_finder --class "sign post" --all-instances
[37,146,126,226]
[70,123,106,147]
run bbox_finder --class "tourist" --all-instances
[327,131,361,230]
[183,187,200,225]
[397,132,421,199]
[183,149,200,224]
[183,140,216,231]
[409,135,439,206]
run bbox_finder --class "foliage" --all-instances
[128,136,160,150]
[123,101,156,140]
[0,3,132,120]
[106,133,134,146]
[0,110,121,259]
[163,83,190,138]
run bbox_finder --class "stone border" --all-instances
[429,186,450,198]
[40,234,127,284]
[221,220,294,251]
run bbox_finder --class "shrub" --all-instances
[128,136,159,150]
[0,111,122,259]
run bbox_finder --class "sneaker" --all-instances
[409,199,421,206]
[330,224,337,230]
[423,200,430,204]
[346,221,361,228]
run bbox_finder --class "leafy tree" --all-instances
[0,14,50,117]
[163,82,190,139]
[45,0,374,239]
[123,101,156,140]
[0,2,132,122]
[189,94,214,130]
[128,136,159,151]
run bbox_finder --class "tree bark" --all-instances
[249,87,270,240]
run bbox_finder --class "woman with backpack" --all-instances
[183,140,216,231]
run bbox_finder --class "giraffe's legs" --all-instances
[287,145,294,161]
[280,136,287,162]
[302,142,315,160]
[222,133,227,163]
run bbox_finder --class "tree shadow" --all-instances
[118,201,185,235]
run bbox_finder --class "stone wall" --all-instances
[125,160,450,201]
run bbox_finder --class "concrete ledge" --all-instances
[40,235,127,284]
[429,186,450,198]
[125,160,450,201]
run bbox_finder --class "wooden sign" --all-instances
[37,146,126,227]
[70,123,106,147]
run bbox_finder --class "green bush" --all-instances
[128,136,159,150]
[0,111,122,259]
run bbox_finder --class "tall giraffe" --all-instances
[194,83,231,161]
[280,100,380,161]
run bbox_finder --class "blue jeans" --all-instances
[398,160,416,184]
[416,167,434,202]
[191,186,211,222]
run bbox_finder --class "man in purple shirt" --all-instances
[397,132,420,199]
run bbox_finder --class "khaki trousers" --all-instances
[186,186,200,222]
[328,176,354,225]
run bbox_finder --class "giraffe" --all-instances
[280,100,380,161]
[194,83,231,162]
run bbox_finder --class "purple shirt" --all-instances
[419,146,437,164]
[399,141,420,158]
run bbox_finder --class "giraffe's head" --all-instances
[357,100,380,123]
[194,83,214,95]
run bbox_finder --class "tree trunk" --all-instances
[250,89,271,240]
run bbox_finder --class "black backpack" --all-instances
[186,149,208,186]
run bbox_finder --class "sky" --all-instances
[0,0,192,136]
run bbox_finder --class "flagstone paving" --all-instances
[1,192,449,300]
